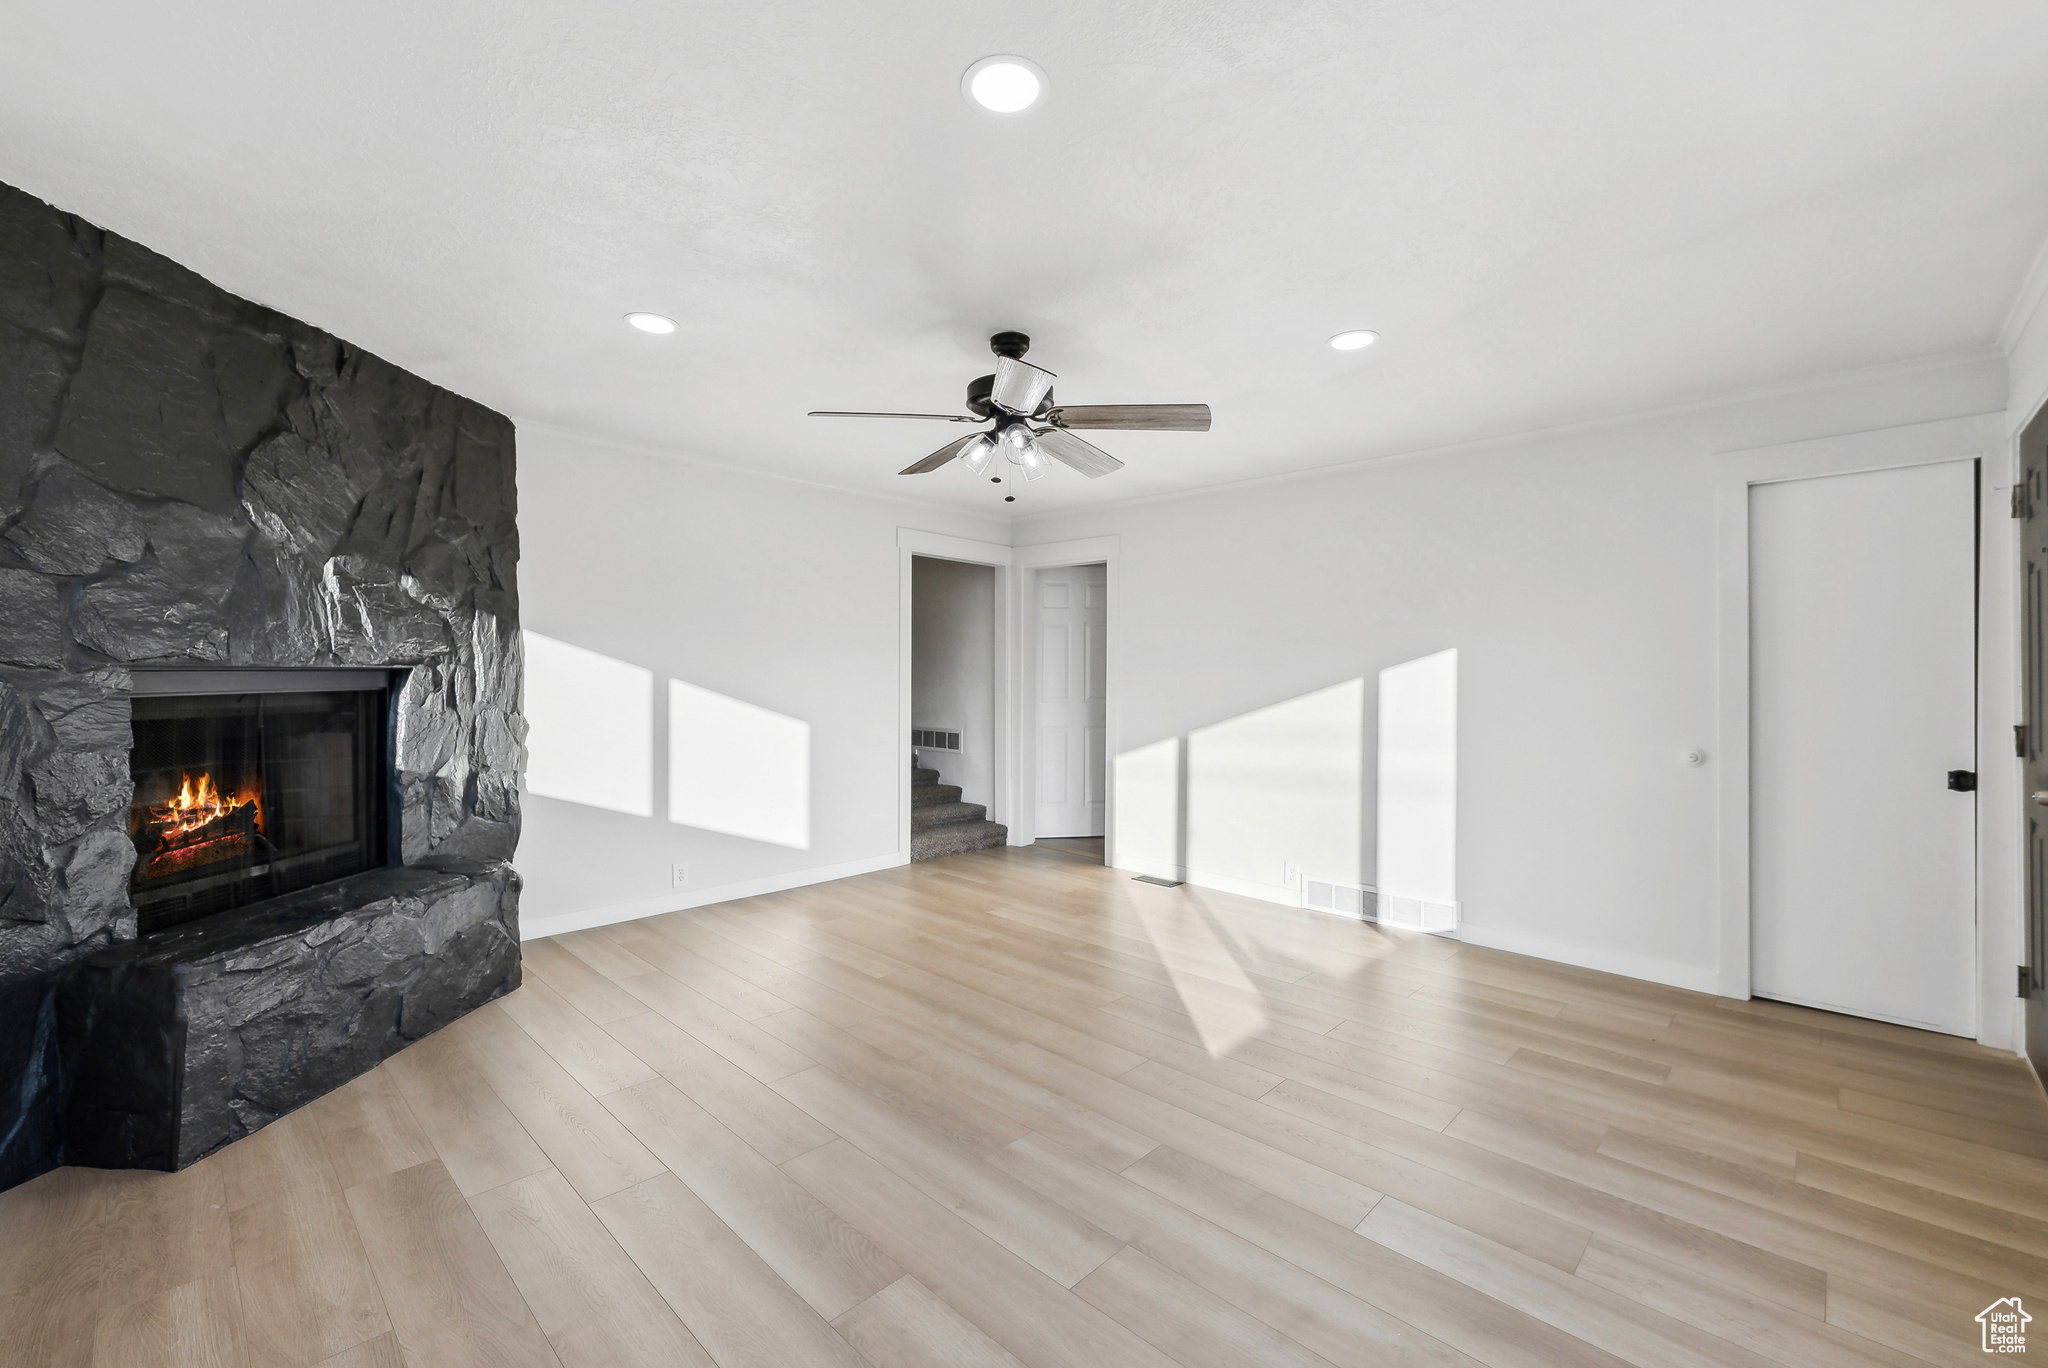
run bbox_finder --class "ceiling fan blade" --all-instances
[1044,404,1211,431]
[1033,428,1124,479]
[990,356,1056,415]
[900,434,985,475]
[809,410,979,422]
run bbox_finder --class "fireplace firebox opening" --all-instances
[128,672,396,934]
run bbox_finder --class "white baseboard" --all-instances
[1184,868,1300,909]
[1454,923,1718,994]
[518,851,908,941]
[1107,859,1305,910]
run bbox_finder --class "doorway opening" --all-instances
[910,555,1007,860]
[1030,563,1107,861]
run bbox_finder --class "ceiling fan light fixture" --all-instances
[959,433,997,475]
[963,56,1046,114]
[1003,426,1049,480]
[999,422,1035,466]
[625,312,677,335]
[1328,329,1379,351]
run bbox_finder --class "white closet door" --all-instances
[1035,564,1106,837]
[1750,459,1977,1036]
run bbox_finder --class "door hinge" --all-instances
[2019,724,2031,758]
[2022,965,2032,999]
[2016,486,2029,519]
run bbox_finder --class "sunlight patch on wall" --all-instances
[1186,678,1366,894]
[522,631,654,817]
[669,679,811,849]
[1104,665,1459,1048]
[1377,648,1458,906]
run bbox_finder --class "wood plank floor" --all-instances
[6,841,2047,1367]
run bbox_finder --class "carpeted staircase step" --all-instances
[912,818,1008,861]
[907,756,1007,861]
[913,800,987,830]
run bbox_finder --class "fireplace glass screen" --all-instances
[128,689,388,933]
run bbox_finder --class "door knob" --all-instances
[2034,791,2048,806]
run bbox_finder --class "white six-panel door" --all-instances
[1035,564,1107,838]
[1749,459,1977,1036]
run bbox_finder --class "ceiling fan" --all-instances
[808,331,1211,485]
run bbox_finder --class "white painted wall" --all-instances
[1377,649,1459,909]
[668,679,811,851]
[522,632,654,818]
[1020,352,2009,1001]
[2009,247,2048,437]
[514,424,1003,937]
[911,556,996,808]
[1111,738,1183,880]
[1148,678,1370,905]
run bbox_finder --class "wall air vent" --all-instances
[1303,877,1459,936]
[911,727,962,752]
[1303,877,1369,918]
[1370,891,1459,936]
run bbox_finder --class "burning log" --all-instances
[140,798,260,858]
[135,773,271,877]
[130,771,274,881]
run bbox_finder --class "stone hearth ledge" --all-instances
[60,843,519,1171]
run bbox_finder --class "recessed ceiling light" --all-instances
[625,312,677,335]
[1328,330,1379,351]
[963,56,1046,114]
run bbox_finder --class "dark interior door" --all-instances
[2023,406,2048,1074]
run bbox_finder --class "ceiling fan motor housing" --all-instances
[967,371,1053,419]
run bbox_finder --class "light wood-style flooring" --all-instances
[5,841,2047,1367]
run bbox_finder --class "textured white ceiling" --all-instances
[4,1,2047,517]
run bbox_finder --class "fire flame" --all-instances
[143,771,262,844]
[130,770,264,882]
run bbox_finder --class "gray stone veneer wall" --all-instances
[0,179,525,1190]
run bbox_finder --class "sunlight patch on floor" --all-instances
[1125,885,1269,1056]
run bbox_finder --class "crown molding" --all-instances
[1011,346,2005,529]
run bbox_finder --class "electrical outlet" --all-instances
[1283,862,1300,887]
[671,863,690,889]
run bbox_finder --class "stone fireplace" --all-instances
[0,179,525,1189]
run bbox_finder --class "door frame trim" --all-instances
[1011,536,1121,857]
[2011,400,2048,1068]
[897,530,1015,859]
[895,530,1122,861]
[1713,412,2013,1046]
